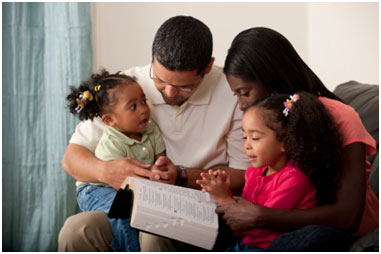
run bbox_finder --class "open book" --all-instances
[108,177,219,250]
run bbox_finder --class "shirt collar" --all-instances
[185,77,213,105]
[106,122,154,145]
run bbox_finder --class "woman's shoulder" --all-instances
[319,96,376,154]
[318,96,363,130]
[318,96,356,117]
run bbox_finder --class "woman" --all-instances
[218,27,378,251]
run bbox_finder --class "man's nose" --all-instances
[164,85,178,97]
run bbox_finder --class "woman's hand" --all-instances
[216,199,265,231]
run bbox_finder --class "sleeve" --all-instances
[225,104,252,170]
[262,171,317,210]
[149,120,166,155]
[95,135,127,161]
[69,117,106,153]
[322,98,377,156]
[335,104,377,156]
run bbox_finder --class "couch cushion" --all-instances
[333,81,379,197]
[334,81,378,145]
[349,229,379,251]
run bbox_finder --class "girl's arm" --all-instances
[216,143,366,233]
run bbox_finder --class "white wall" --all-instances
[91,2,378,91]
[307,2,379,89]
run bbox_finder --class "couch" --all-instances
[333,81,379,251]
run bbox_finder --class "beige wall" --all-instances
[91,2,378,91]
[307,2,379,88]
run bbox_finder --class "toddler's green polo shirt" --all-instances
[76,120,165,188]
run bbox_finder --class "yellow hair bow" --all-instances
[94,85,101,93]
[75,90,94,113]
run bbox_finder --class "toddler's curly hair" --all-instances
[67,69,136,121]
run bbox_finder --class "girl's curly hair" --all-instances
[246,92,343,205]
[67,69,136,121]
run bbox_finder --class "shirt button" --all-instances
[142,147,146,151]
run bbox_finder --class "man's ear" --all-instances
[101,114,115,127]
[204,57,215,75]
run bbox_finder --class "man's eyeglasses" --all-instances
[149,65,203,93]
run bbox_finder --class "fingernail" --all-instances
[154,174,160,180]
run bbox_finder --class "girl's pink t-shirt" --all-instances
[239,162,317,249]
[319,97,378,236]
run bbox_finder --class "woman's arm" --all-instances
[216,143,366,233]
[62,143,153,190]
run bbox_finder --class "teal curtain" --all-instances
[2,3,92,251]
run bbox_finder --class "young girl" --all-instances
[197,92,343,251]
[66,69,165,251]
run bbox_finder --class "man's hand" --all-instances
[215,199,263,232]
[100,157,152,190]
[150,156,177,185]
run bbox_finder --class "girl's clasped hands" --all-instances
[196,169,237,205]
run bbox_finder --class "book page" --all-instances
[129,177,218,227]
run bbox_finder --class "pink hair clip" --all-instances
[283,94,299,116]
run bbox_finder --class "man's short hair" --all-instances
[152,16,213,75]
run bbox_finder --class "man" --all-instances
[58,16,250,251]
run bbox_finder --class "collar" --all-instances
[105,121,154,145]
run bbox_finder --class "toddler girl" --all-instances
[66,69,165,251]
[197,92,342,251]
